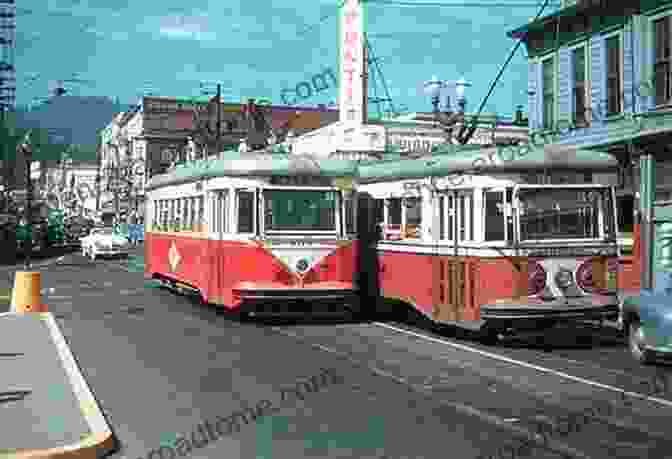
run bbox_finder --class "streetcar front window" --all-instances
[263,189,337,232]
[516,187,615,241]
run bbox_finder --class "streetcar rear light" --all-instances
[528,262,547,296]
[577,259,617,293]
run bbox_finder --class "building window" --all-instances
[654,16,672,106]
[606,35,621,115]
[572,46,588,126]
[542,57,555,130]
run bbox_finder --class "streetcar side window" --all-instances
[198,196,205,231]
[457,192,474,242]
[484,190,505,242]
[211,191,228,234]
[175,199,183,231]
[162,200,169,229]
[153,200,159,230]
[446,194,454,241]
[403,197,421,239]
[344,194,356,235]
[506,189,513,243]
[170,200,177,231]
[439,196,445,239]
[374,199,384,225]
[388,198,402,225]
[190,197,197,230]
[236,190,255,233]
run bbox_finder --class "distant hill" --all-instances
[12,96,134,162]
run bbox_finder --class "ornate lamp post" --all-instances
[422,76,471,145]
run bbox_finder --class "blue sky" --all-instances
[15,0,559,117]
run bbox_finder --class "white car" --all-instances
[80,227,130,260]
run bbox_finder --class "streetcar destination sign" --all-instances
[520,246,618,258]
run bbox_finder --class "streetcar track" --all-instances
[269,325,591,459]
[374,322,672,410]
[285,323,672,441]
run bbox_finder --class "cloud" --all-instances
[152,13,219,41]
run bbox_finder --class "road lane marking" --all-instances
[373,322,672,409]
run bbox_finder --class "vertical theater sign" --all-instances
[340,0,365,125]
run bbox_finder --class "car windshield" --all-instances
[516,187,615,241]
[263,189,337,232]
[95,228,114,236]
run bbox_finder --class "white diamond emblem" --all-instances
[168,242,181,272]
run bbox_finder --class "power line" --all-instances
[296,0,347,37]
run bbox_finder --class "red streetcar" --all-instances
[357,144,622,341]
[144,152,361,316]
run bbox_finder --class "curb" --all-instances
[0,312,117,459]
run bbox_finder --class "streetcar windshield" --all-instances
[263,189,337,232]
[516,187,615,241]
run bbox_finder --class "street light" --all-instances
[421,75,471,144]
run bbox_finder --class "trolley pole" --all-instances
[216,83,222,158]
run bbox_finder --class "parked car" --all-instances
[64,216,95,246]
[80,227,130,260]
[621,278,672,364]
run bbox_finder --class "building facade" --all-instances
[509,0,672,288]
[98,96,341,219]
[290,111,529,159]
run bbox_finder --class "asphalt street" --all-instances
[1,247,671,459]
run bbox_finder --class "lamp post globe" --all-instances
[423,76,443,110]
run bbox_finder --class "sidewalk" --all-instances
[0,313,117,458]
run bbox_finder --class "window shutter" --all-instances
[639,15,654,111]
[623,21,634,114]
[558,47,572,126]
[528,61,540,129]
[590,34,606,124]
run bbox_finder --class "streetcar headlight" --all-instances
[554,269,574,289]
[296,259,309,272]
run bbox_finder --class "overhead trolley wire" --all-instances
[365,0,560,7]
[457,0,551,143]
